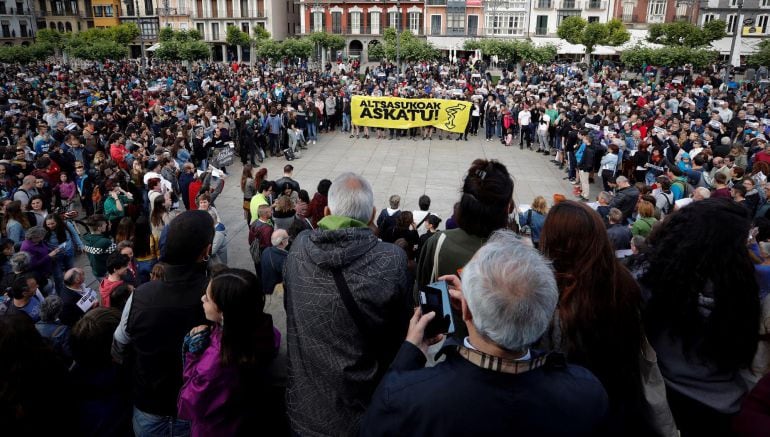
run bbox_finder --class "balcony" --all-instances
[156,7,192,15]
[534,0,553,9]
[557,0,581,9]
[302,25,424,36]
[191,9,265,19]
[36,9,80,17]
[647,14,665,23]
[426,0,446,4]
[0,7,33,15]
[585,0,606,9]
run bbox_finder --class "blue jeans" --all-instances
[197,159,208,172]
[307,122,317,141]
[132,407,190,437]
[342,113,351,132]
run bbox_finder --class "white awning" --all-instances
[146,43,162,52]
[709,36,763,55]
[427,36,472,51]
[530,37,616,55]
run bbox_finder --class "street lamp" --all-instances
[134,0,147,68]
[396,0,400,74]
[728,0,743,69]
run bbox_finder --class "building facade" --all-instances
[425,0,483,59]
[36,0,94,32]
[697,0,769,65]
[298,0,425,62]
[614,0,699,28]
[530,0,614,36]
[194,0,298,61]
[0,0,36,44]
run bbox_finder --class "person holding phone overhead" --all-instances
[360,230,608,436]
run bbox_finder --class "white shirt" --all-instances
[518,110,531,126]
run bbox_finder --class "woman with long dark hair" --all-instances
[150,194,171,241]
[538,200,648,435]
[4,200,29,244]
[640,198,760,436]
[133,217,157,285]
[178,268,278,436]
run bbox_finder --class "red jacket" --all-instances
[110,143,128,169]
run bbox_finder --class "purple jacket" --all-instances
[177,326,281,437]
[20,240,53,278]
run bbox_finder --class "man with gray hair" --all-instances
[59,267,98,326]
[284,172,411,437]
[376,194,402,232]
[260,229,290,294]
[360,231,608,435]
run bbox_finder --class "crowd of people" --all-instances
[1,54,770,437]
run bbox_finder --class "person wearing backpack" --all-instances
[667,166,693,201]
[654,178,675,216]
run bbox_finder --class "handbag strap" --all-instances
[430,232,447,282]
[330,268,372,339]
[415,211,430,230]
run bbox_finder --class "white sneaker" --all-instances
[313,140,316,145]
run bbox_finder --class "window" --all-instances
[675,2,687,17]
[144,0,153,16]
[16,2,22,14]
[1,24,9,37]
[536,0,551,8]
[536,15,547,35]
[104,5,112,16]
[349,12,361,34]
[762,0,770,7]
[331,11,341,33]
[388,11,399,29]
[211,22,219,40]
[20,22,26,36]
[702,13,717,24]
[196,22,204,38]
[587,16,599,22]
[726,14,737,34]
[241,22,249,33]
[561,0,576,8]
[54,1,64,14]
[647,0,665,22]
[92,5,102,16]
[468,15,478,35]
[485,13,525,35]
[621,3,633,21]
[409,12,420,34]
[70,0,77,13]
[557,10,580,24]
[587,0,603,8]
[369,11,380,34]
[312,11,323,32]
[430,14,441,35]
[447,12,464,33]
[729,0,738,6]
[758,15,769,34]
[0,3,8,13]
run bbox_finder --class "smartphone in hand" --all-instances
[419,281,456,338]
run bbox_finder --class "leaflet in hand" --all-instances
[76,289,98,313]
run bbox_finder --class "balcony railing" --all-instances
[585,0,606,9]
[558,0,581,9]
[535,26,548,35]
[36,9,79,17]
[426,0,446,4]
[534,0,553,9]
[647,14,665,23]
[303,25,424,35]
[156,7,192,15]
[191,9,264,18]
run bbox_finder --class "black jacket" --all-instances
[609,185,641,222]
[122,263,208,416]
[360,342,608,437]
[59,285,88,327]
[578,144,596,171]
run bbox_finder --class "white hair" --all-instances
[327,172,374,224]
[461,230,558,351]
[693,187,711,200]
[271,229,289,247]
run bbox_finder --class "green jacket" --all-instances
[82,232,116,277]
[631,217,657,238]
[103,194,130,221]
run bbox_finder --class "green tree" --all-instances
[282,38,313,61]
[368,42,385,62]
[67,40,129,60]
[464,39,556,66]
[647,20,727,48]
[105,23,141,45]
[159,26,175,42]
[748,40,770,67]
[257,39,284,62]
[621,45,718,69]
[155,29,210,61]
[226,25,250,47]
[557,17,630,65]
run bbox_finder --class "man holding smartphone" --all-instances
[360,231,609,436]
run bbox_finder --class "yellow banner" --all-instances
[351,96,471,134]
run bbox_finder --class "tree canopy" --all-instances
[155,28,209,61]
[368,28,440,63]
[464,39,556,65]
[748,40,770,67]
[557,17,630,61]
[647,20,727,48]
[621,44,719,69]
[61,24,140,60]
[226,25,250,47]
[256,38,314,62]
